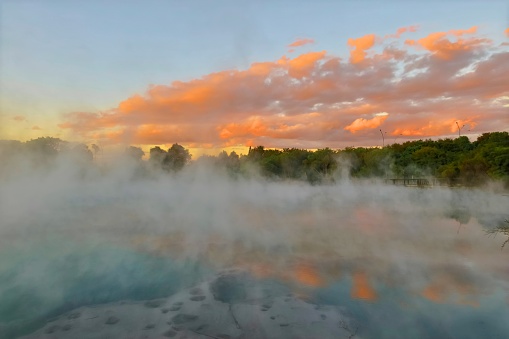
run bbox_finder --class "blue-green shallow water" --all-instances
[313,281,509,339]
[1,178,508,338]
[2,235,509,338]
[0,237,211,338]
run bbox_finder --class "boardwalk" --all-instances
[384,178,453,187]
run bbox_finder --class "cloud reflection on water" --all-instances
[0,161,508,337]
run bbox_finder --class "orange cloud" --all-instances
[217,113,327,146]
[287,51,327,78]
[31,126,41,130]
[385,25,419,39]
[58,26,508,149]
[505,28,509,37]
[218,117,268,140]
[405,26,489,60]
[392,117,478,138]
[348,33,376,63]
[288,38,315,48]
[344,113,388,133]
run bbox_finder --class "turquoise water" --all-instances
[0,237,210,337]
[1,175,508,338]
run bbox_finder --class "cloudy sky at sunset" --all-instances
[1,1,508,154]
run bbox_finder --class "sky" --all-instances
[1,0,508,155]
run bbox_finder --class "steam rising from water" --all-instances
[0,156,508,338]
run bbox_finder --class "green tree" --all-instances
[260,151,283,177]
[149,146,167,168]
[411,146,446,174]
[25,137,68,157]
[247,146,265,162]
[69,144,93,163]
[280,148,309,179]
[304,148,337,183]
[458,155,490,185]
[163,143,191,171]
[217,150,241,175]
[126,146,145,162]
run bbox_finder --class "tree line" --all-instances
[1,132,508,186]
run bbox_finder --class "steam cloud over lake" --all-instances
[0,155,508,338]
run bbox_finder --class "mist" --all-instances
[1,150,508,338]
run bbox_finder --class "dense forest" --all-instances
[1,132,508,187]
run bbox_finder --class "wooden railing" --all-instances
[384,178,454,187]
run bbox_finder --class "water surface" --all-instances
[1,173,508,338]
